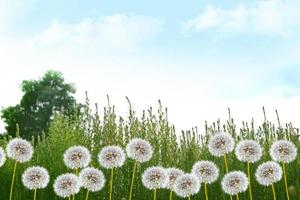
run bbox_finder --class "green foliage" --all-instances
[0,98,299,200]
[1,70,77,139]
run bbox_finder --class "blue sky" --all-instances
[1,0,300,132]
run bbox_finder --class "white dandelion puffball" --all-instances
[98,145,126,169]
[79,167,105,192]
[221,171,248,195]
[208,132,234,157]
[192,160,219,184]
[166,168,184,190]
[270,140,297,163]
[6,138,33,163]
[126,138,153,163]
[22,166,50,190]
[235,140,262,163]
[53,173,80,198]
[142,166,168,190]
[255,161,283,186]
[0,147,6,167]
[63,146,91,169]
[174,174,200,198]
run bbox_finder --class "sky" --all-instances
[1,0,300,134]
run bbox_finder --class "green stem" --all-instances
[282,162,290,200]
[247,162,253,200]
[69,196,71,200]
[85,190,90,200]
[33,189,37,200]
[271,184,277,200]
[236,193,239,200]
[109,168,114,200]
[204,183,208,200]
[153,189,157,200]
[9,161,18,200]
[72,168,79,200]
[224,155,232,200]
[188,196,191,200]
[129,161,137,200]
[169,191,173,200]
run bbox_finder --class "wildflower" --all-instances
[79,167,105,192]
[142,166,168,190]
[221,171,248,196]
[53,173,80,198]
[63,146,91,170]
[174,174,200,198]
[0,147,6,167]
[208,132,234,157]
[255,161,282,186]
[192,160,219,184]
[235,140,262,163]
[6,138,33,163]
[166,168,184,190]
[270,140,297,163]
[22,166,49,190]
[126,138,153,163]
[98,145,126,169]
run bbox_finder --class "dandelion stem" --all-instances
[247,162,253,200]
[236,194,239,200]
[69,196,71,200]
[33,189,37,200]
[85,190,90,200]
[282,162,290,200]
[169,191,173,200]
[204,183,208,200]
[188,196,191,200]
[223,155,232,200]
[129,160,137,200]
[271,184,277,200]
[72,169,79,200]
[9,160,18,200]
[153,189,157,200]
[109,168,114,200]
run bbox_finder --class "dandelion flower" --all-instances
[63,146,91,170]
[208,132,234,157]
[0,147,6,167]
[79,167,105,192]
[221,171,248,196]
[255,161,282,186]
[174,174,200,198]
[53,173,80,198]
[192,160,219,184]
[98,145,126,169]
[235,140,262,163]
[126,138,153,163]
[142,166,168,190]
[270,140,297,163]
[127,138,153,200]
[22,166,50,190]
[166,168,184,190]
[6,138,33,163]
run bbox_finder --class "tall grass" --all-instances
[0,97,299,200]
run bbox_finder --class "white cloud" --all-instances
[183,0,300,38]
[0,0,37,32]
[35,14,165,51]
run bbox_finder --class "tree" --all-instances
[1,70,77,139]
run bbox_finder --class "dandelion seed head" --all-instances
[22,166,50,190]
[174,174,200,198]
[53,173,80,198]
[192,161,219,184]
[142,166,168,190]
[235,140,262,163]
[79,167,105,192]
[6,138,33,163]
[208,132,234,157]
[0,147,6,167]
[221,171,248,195]
[126,138,153,163]
[255,161,282,186]
[63,146,91,169]
[166,168,184,190]
[270,140,297,163]
[98,145,126,169]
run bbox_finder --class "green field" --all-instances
[0,100,299,200]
